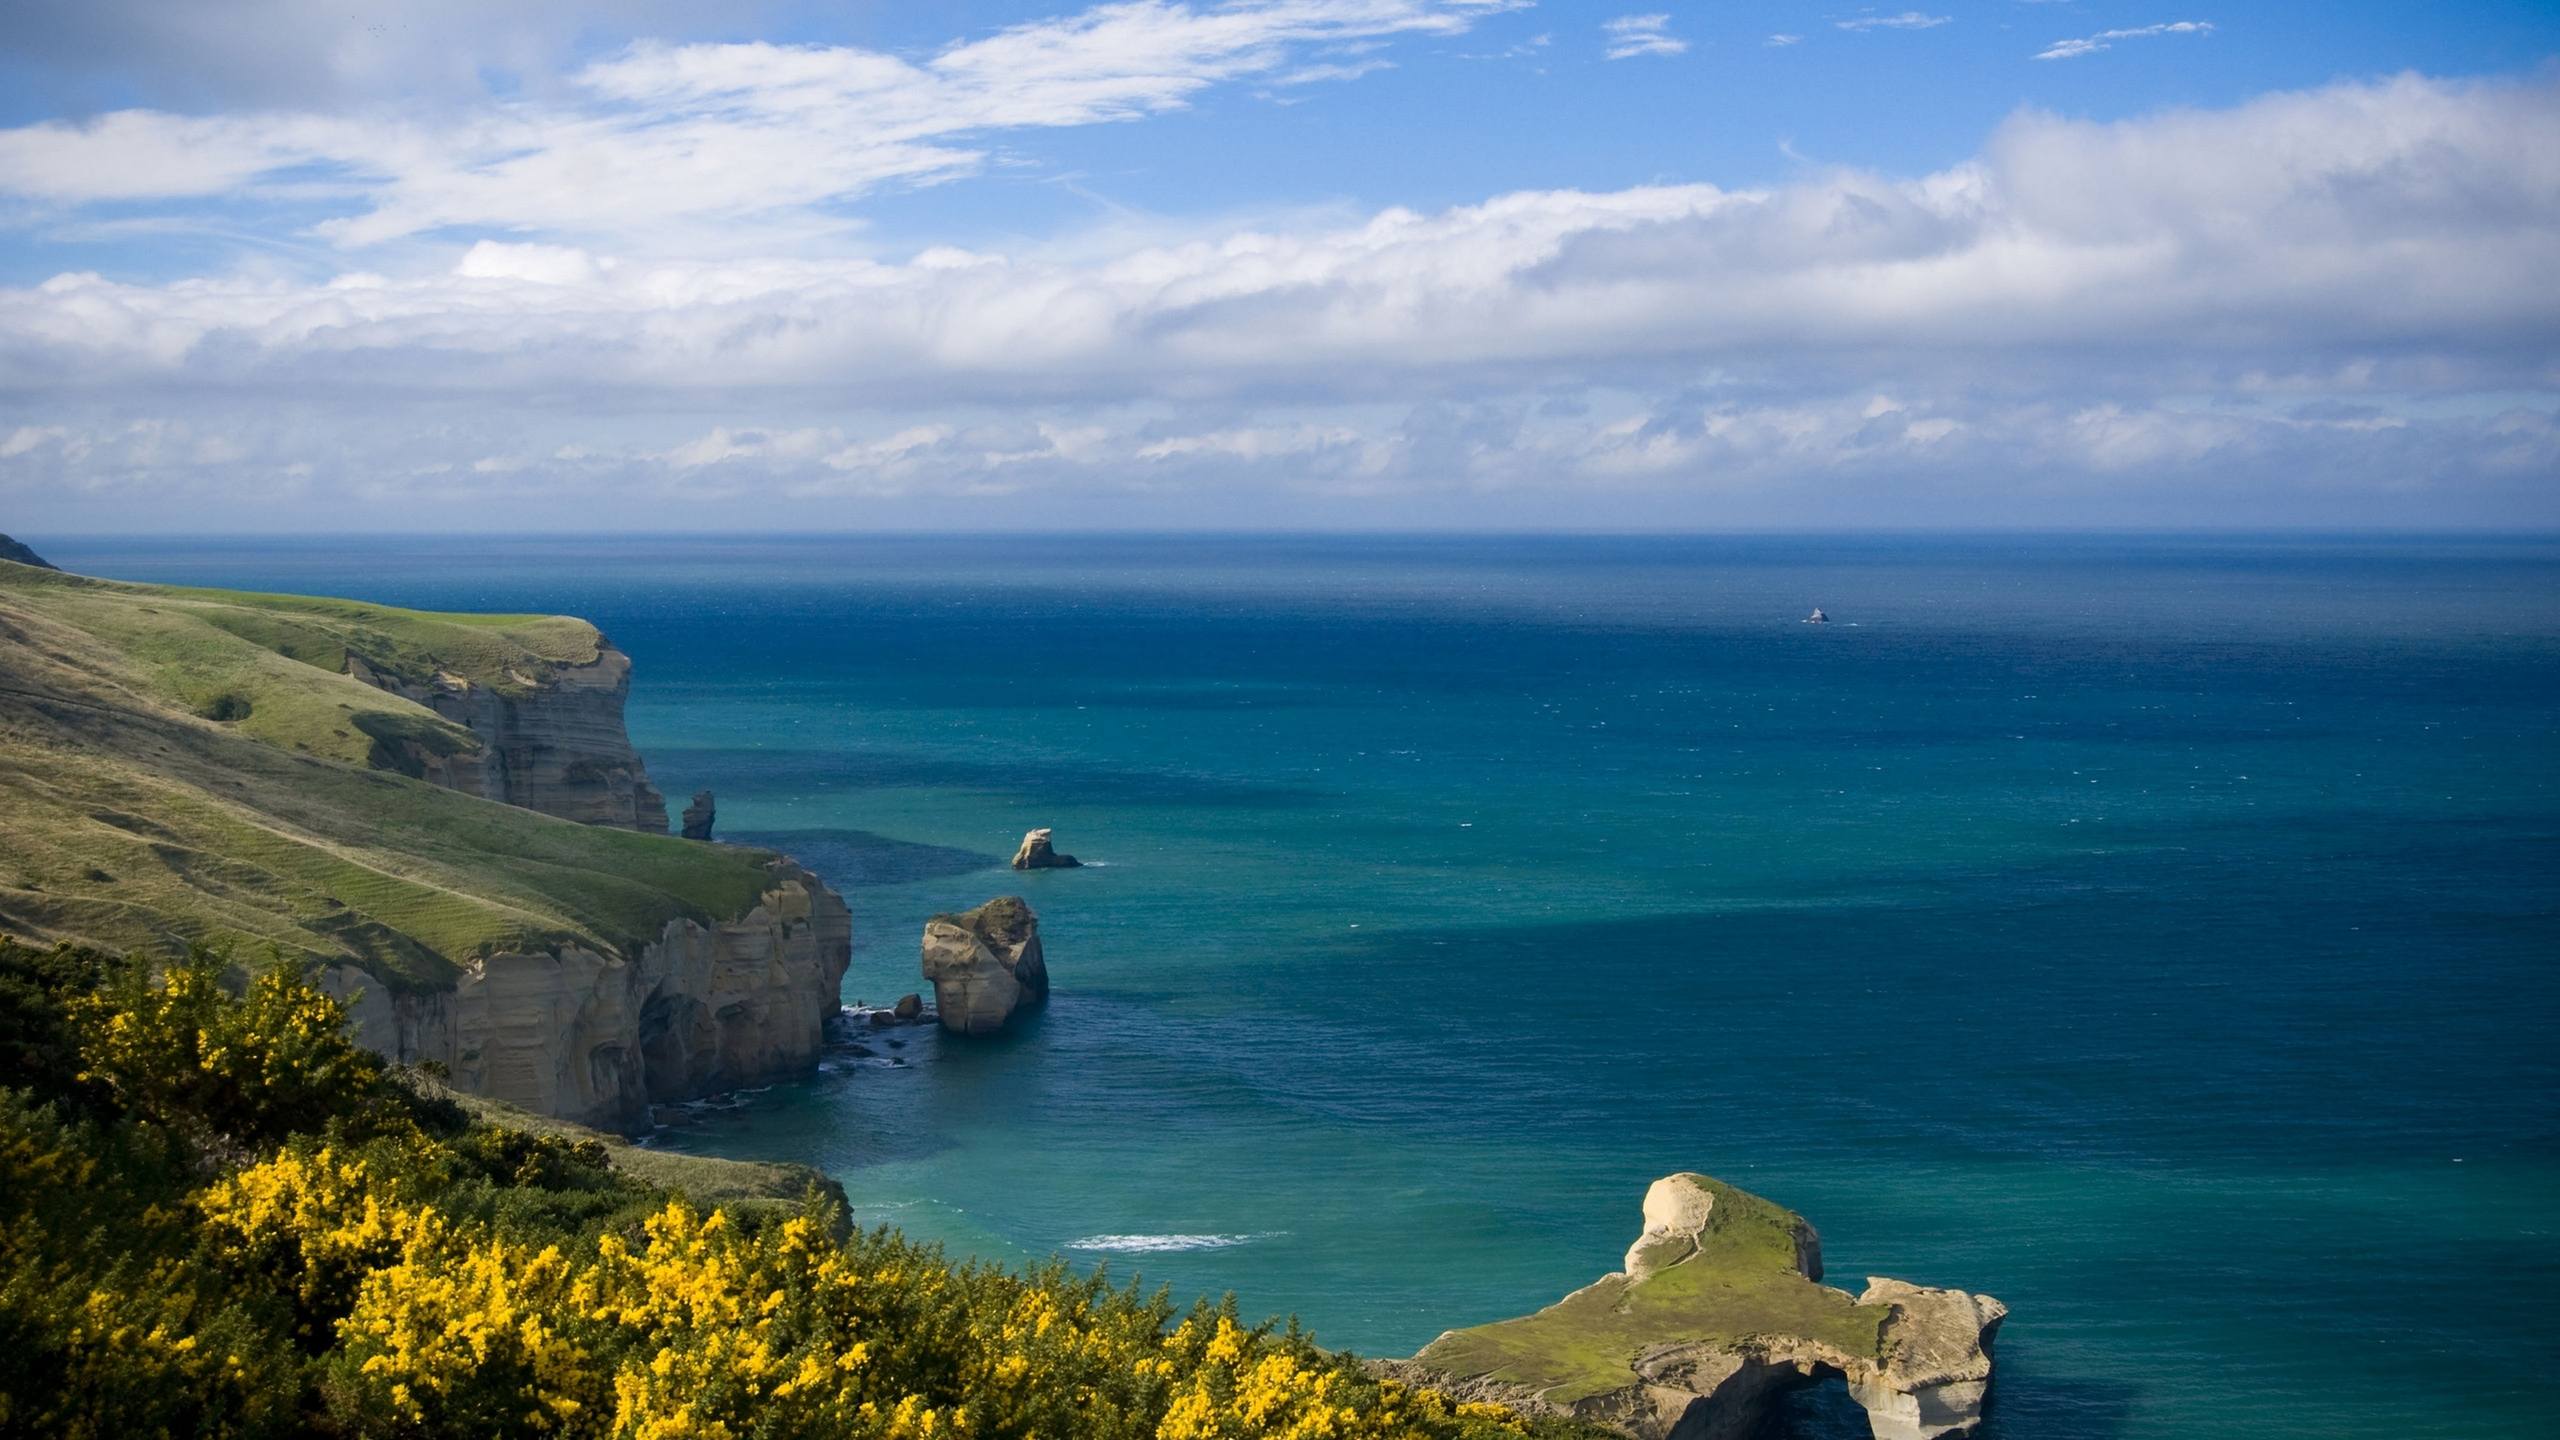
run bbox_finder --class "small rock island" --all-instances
[1400,1173,2003,1440]
[920,895,1050,1034]
[1011,826,1082,869]
[681,789,717,840]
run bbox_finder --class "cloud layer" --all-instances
[0,0,1520,249]
[0,7,2553,529]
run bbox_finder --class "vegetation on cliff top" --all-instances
[0,940,1598,1440]
[1413,1177,1890,1404]
[0,555,773,986]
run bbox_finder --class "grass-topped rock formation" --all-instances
[0,550,848,1130]
[1402,1173,2004,1440]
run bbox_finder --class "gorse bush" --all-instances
[0,941,1587,1440]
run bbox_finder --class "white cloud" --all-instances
[2037,20,2215,62]
[454,241,608,286]
[1767,34,1804,48]
[1603,14,1688,60]
[1835,12,1953,33]
[0,0,1506,250]
[2,71,2554,528]
[4,73,2548,402]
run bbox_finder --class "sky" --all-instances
[0,0,2555,533]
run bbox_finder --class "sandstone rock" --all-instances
[319,858,852,1132]
[1847,1279,2008,1440]
[893,992,924,1021]
[681,790,717,841]
[346,639,669,832]
[1406,1172,2002,1440]
[921,896,1048,1034]
[0,534,55,570]
[1010,827,1081,869]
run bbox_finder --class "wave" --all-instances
[1063,1232,1277,1254]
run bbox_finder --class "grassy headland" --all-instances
[1414,1177,1889,1403]
[0,556,774,987]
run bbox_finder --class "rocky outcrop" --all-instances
[1404,1173,2003,1440]
[682,790,717,841]
[317,859,851,1132]
[0,534,55,569]
[346,643,669,832]
[1010,827,1081,869]
[920,896,1048,1034]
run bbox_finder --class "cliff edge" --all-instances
[1401,1173,2003,1440]
[0,556,849,1130]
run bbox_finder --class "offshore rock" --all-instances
[1010,827,1081,869]
[0,534,55,570]
[317,858,852,1133]
[893,992,924,1021]
[1404,1173,2003,1440]
[682,790,717,841]
[921,896,1048,1034]
[346,639,669,832]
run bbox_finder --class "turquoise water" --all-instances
[48,534,2560,1439]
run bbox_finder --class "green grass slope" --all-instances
[1413,1176,1890,1403]
[0,556,775,988]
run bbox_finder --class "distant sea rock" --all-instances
[921,896,1050,1034]
[0,533,55,569]
[1010,827,1082,869]
[682,790,717,841]
[1398,1172,2004,1440]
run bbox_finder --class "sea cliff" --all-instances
[320,859,849,1131]
[0,549,850,1130]
[346,641,670,831]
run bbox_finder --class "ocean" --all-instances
[45,533,2560,1439]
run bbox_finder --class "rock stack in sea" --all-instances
[920,896,1049,1034]
[1011,827,1081,869]
[682,790,717,841]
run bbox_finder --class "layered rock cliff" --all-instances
[0,558,852,1132]
[346,643,669,831]
[319,858,850,1132]
[1402,1173,2004,1440]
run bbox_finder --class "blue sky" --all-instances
[0,0,2555,530]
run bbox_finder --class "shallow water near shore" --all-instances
[51,533,2560,1440]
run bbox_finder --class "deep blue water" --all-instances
[43,534,2560,1439]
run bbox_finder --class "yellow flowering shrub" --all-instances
[75,953,386,1146]
[0,942,1592,1440]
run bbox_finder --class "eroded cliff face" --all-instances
[1405,1173,2005,1440]
[319,860,852,1132]
[347,643,670,831]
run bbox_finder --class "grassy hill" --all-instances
[0,555,776,988]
